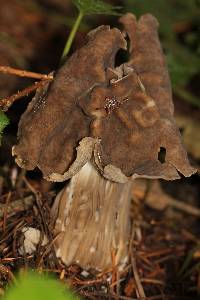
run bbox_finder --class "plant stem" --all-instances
[61,10,84,60]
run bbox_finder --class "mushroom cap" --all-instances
[13,14,196,183]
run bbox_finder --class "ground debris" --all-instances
[133,179,200,217]
[0,167,199,299]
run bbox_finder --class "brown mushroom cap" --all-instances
[13,14,196,182]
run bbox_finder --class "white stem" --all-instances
[52,162,132,271]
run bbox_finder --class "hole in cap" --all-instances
[158,147,166,164]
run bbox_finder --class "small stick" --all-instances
[131,255,146,299]
[140,278,165,286]
[23,177,48,235]
[12,220,26,257]
[74,277,106,286]
[36,235,60,267]
[0,80,48,111]
[140,246,184,258]
[1,256,33,262]
[0,66,53,80]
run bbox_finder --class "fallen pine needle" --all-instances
[131,255,146,299]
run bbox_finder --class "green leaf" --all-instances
[0,110,9,133]
[72,0,122,16]
[0,110,9,144]
[4,272,76,300]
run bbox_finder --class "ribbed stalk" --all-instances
[52,161,132,271]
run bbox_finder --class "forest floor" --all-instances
[0,1,200,299]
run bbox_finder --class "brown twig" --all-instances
[129,224,146,299]
[131,255,146,299]
[140,278,165,286]
[12,220,26,257]
[35,235,60,267]
[97,267,116,278]
[136,254,155,272]
[0,80,49,111]
[139,248,175,258]
[0,66,53,80]
[1,256,33,262]
[0,217,25,245]
[74,277,106,286]
[22,177,49,235]
[146,268,165,279]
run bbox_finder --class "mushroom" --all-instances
[13,13,196,271]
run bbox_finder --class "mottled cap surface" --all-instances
[13,14,196,182]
